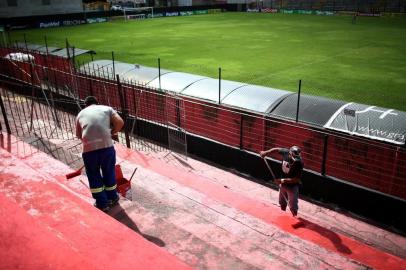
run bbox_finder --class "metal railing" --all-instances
[0,48,405,200]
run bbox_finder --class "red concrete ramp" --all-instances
[0,193,99,270]
[0,134,192,270]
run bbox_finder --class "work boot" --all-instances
[94,202,110,213]
[109,197,120,206]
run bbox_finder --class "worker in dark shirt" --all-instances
[260,146,304,217]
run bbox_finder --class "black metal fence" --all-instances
[0,48,405,202]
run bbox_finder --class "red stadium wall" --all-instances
[326,137,406,198]
[183,99,241,147]
[241,113,265,153]
[265,120,325,174]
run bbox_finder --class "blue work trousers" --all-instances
[82,146,118,209]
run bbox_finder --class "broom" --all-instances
[66,165,84,179]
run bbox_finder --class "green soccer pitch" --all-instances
[10,13,406,111]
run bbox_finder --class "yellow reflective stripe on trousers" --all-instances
[105,184,117,191]
[90,187,104,194]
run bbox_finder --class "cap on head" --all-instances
[289,146,301,157]
[84,96,99,107]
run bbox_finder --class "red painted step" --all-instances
[0,137,192,270]
[114,144,406,270]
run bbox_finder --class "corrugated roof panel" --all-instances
[40,47,63,53]
[14,42,44,51]
[181,78,247,102]
[147,72,207,93]
[324,103,406,145]
[222,85,292,113]
[13,42,60,53]
[113,62,135,77]
[79,60,114,78]
[122,65,172,85]
[271,94,347,126]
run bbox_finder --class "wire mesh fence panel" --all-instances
[0,85,83,166]
[166,93,187,160]
[265,118,326,174]
[182,98,242,148]
[325,135,406,198]
[121,83,168,152]
[241,114,266,153]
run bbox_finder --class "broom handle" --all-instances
[263,157,276,180]
[129,167,137,182]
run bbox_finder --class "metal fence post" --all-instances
[0,92,11,134]
[116,74,131,148]
[65,38,71,60]
[239,114,244,149]
[321,134,328,175]
[72,46,76,71]
[112,51,115,78]
[44,35,49,55]
[88,71,94,96]
[158,58,161,91]
[296,79,301,122]
[218,67,221,104]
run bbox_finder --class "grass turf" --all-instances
[10,13,406,111]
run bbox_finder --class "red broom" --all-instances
[66,165,84,179]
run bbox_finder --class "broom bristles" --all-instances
[66,166,84,179]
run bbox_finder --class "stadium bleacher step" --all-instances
[113,163,370,270]
[1,134,405,270]
[112,143,406,270]
[0,134,192,270]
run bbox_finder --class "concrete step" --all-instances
[0,134,192,270]
[115,164,369,269]
[0,192,99,270]
[2,133,405,270]
[112,143,406,270]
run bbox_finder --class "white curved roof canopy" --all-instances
[79,61,292,113]
[147,72,207,93]
[14,42,95,57]
[79,61,406,144]
[181,78,247,103]
[324,103,406,145]
[79,60,172,84]
[79,60,115,78]
[122,65,171,85]
[222,85,292,113]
